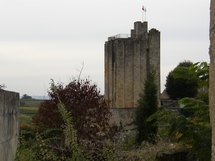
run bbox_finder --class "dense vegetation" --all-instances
[32,79,115,142]
[150,61,211,161]
[16,79,117,161]
[16,61,210,161]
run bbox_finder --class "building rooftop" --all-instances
[108,21,148,41]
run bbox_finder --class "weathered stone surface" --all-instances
[110,108,136,142]
[105,21,160,108]
[0,90,19,161]
[210,0,215,160]
[110,108,136,127]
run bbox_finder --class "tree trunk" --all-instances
[210,0,215,160]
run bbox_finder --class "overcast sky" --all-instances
[0,0,210,97]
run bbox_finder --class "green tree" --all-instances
[189,62,209,88]
[165,61,199,99]
[135,71,158,144]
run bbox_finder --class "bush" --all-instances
[149,97,211,161]
[16,127,72,161]
[32,100,63,128]
[18,79,117,161]
[33,79,112,142]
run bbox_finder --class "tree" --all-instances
[22,94,32,99]
[165,61,198,99]
[177,61,193,67]
[33,79,112,142]
[135,70,158,144]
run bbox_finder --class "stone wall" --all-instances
[0,90,19,161]
[105,21,160,108]
[210,0,215,160]
[110,108,136,141]
[110,108,136,127]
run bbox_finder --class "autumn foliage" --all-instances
[33,79,112,142]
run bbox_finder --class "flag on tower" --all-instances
[142,6,146,12]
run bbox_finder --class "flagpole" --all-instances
[142,10,144,22]
[142,6,144,22]
[141,5,146,22]
[145,8,146,21]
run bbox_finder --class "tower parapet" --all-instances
[132,21,148,38]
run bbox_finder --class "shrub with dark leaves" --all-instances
[33,79,113,142]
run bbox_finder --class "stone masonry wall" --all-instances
[0,90,19,161]
[105,21,160,108]
[110,108,136,141]
[110,108,136,127]
[210,0,215,160]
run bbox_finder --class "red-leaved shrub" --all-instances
[33,79,113,142]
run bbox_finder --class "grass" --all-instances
[20,106,39,114]
[19,98,45,125]
[19,106,39,125]
[20,99,43,107]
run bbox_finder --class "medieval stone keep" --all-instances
[105,21,160,108]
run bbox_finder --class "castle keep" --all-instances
[105,21,160,108]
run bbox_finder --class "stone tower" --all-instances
[105,21,160,108]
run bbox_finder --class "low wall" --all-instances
[0,90,19,161]
[110,108,136,127]
[110,108,136,142]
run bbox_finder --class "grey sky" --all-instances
[0,0,210,96]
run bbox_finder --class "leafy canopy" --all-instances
[165,61,199,99]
